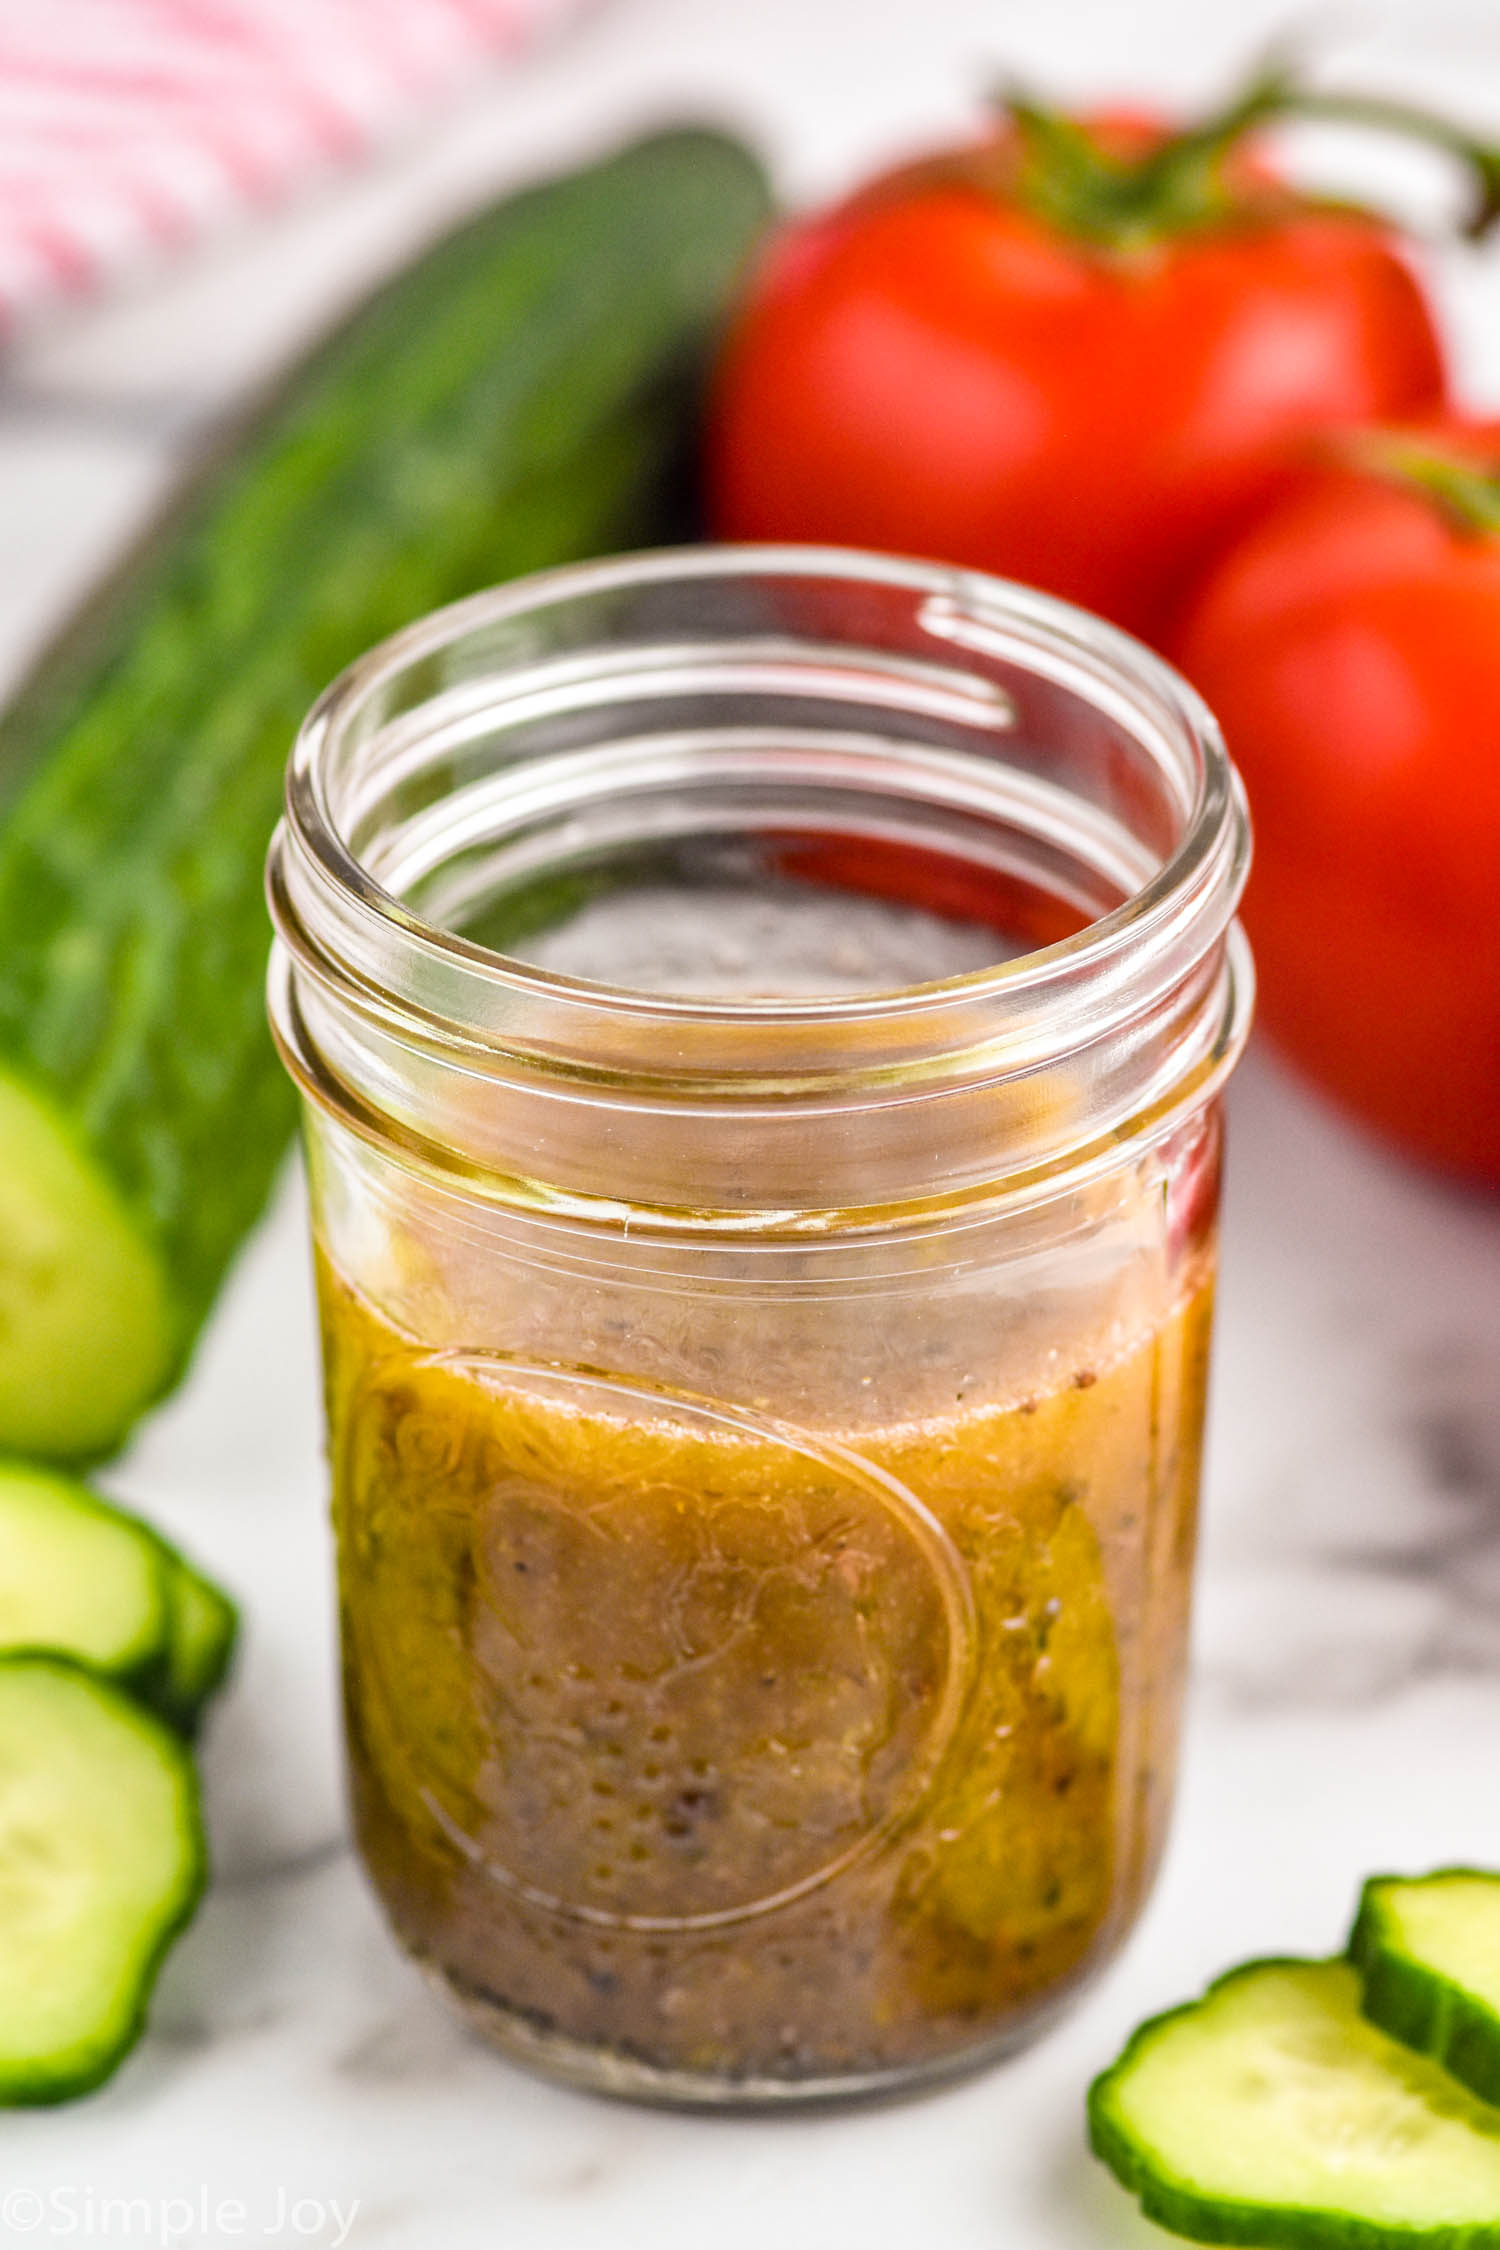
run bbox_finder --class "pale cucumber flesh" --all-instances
[0,1067,173,1459]
[0,1459,235,1732]
[1362,1875,1500,2021]
[0,1462,167,1680]
[1090,1958,1500,2244]
[0,1656,204,2104]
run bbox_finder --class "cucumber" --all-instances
[0,127,772,1460]
[0,1459,236,1731]
[1353,1871,1500,2110]
[155,1552,238,1737]
[0,1460,167,1690]
[1088,1957,1500,2246]
[0,1067,175,1461]
[0,1654,205,2104]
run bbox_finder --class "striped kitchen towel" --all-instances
[0,0,590,326]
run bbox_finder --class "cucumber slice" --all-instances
[0,1460,236,1731]
[1353,1871,1500,2109]
[156,1557,239,1736]
[0,1460,169,1687]
[0,1068,174,1460]
[0,1655,205,2104]
[1088,1957,1500,2246]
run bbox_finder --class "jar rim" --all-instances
[274,545,1248,1065]
[268,546,1252,1219]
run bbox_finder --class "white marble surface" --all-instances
[2,1,1500,2243]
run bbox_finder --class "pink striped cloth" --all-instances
[0,0,588,326]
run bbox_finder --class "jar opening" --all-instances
[268,547,1251,1216]
[395,721,1149,1005]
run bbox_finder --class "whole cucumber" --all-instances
[0,129,772,1459]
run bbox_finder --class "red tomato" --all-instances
[1173,427,1500,1188]
[707,102,1446,641]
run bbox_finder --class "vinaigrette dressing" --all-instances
[318,1210,1212,2089]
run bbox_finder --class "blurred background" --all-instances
[11,0,1500,679]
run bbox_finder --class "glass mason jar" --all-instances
[267,547,1251,2107]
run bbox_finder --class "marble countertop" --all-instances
[2,2,1499,2244]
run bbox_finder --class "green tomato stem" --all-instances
[1352,430,1500,537]
[1278,87,1500,241]
[996,59,1500,250]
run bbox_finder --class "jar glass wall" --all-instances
[267,548,1251,2106]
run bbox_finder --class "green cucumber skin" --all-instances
[0,129,771,1441]
[1086,1957,1500,2250]
[153,1557,239,1737]
[1352,1872,1500,2111]
[0,1654,206,2107]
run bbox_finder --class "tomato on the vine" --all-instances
[704,70,1500,642]
[1173,425,1500,1188]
